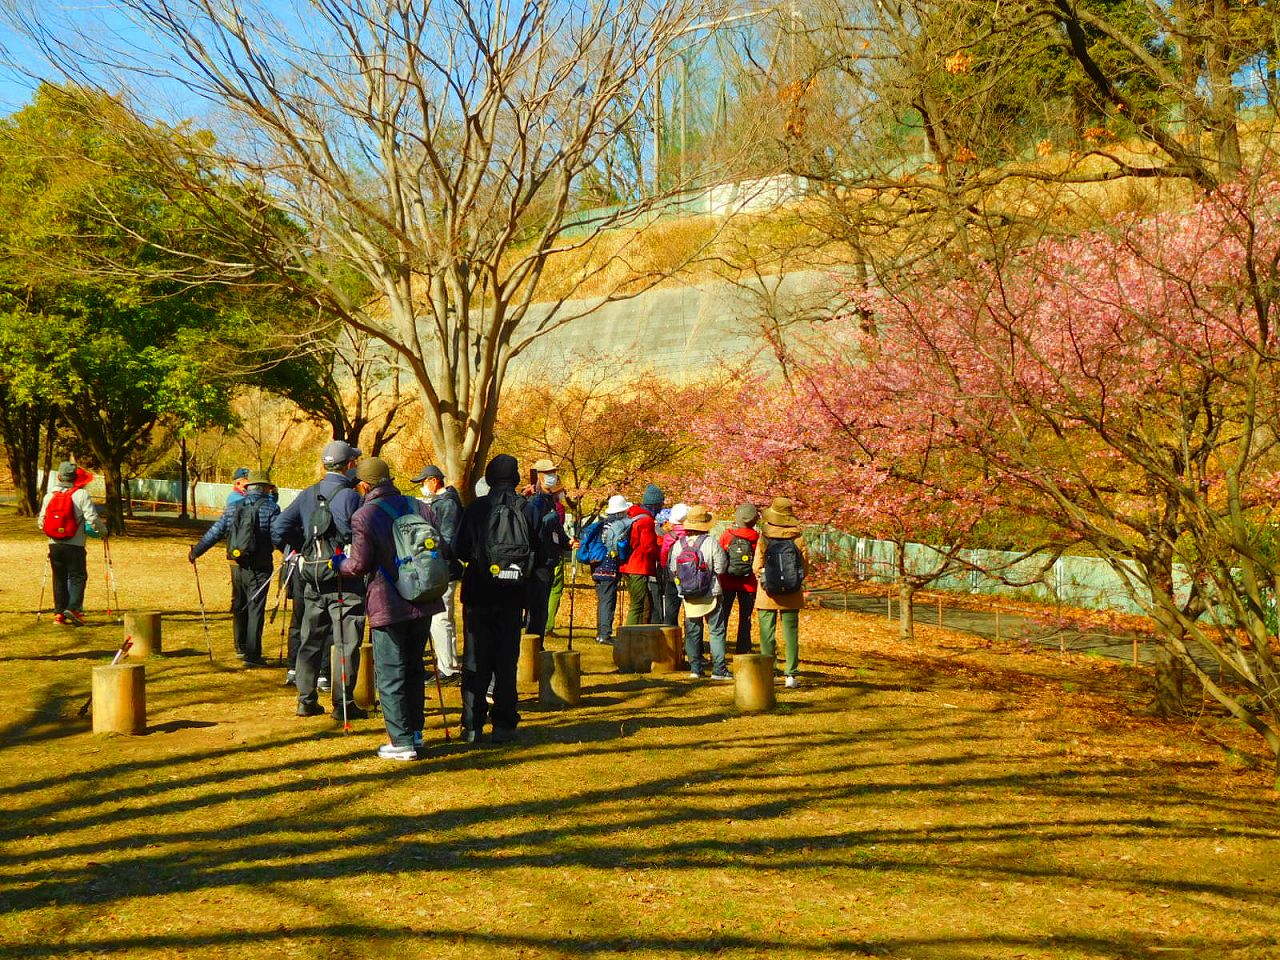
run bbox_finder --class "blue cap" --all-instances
[232,467,250,481]
[322,440,362,467]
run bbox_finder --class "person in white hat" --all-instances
[588,493,632,644]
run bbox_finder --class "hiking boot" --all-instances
[785,676,800,689]
[281,670,297,687]
[317,675,331,692]
[437,672,460,687]
[296,701,326,717]
[243,657,269,669]
[333,704,369,721]
[376,743,419,762]
[490,727,517,744]
[459,728,482,744]
[710,671,733,682]
[412,730,424,749]
[64,610,85,627]
[52,613,66,626]
[595,636,612,645]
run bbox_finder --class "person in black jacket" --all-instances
[413,464,463,683]
[189,469,280,667]
[455,454,535,744]
[271,440,368,721]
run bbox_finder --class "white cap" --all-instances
[605,494,631,515]
[670,502,689,523]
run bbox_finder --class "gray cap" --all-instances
[412,464,445,483]
[322,440,362,467]
[57,461,77,483]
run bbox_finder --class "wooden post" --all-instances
[613,625,655,673]
[92,662,146,734]
[124,612,162,658]
[355,645,377,709]
[938,596,943,626]
[649,625,684,673]
[539,650,582,707]
[734,653,776,713]
[995,609,1001,641]
[517,633,544,687]
[887,589,892,621]
[1132,633,1139,666]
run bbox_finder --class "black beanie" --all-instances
[484,453,520,487]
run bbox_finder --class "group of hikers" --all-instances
[38,442,809,761]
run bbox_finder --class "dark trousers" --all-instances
[461,604,522,734]
[684,598,726,676]
[594,576,619,641]
[659,573,681,627]
[624,573,654,625]
[48,543,88,614]
[373,619,428,747]
[524,565,554,638]
[228,561,239,614]
[711,588,756,654]
[298,584,365,711]
[231,565,272,661]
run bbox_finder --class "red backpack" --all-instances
[42,489,80,540]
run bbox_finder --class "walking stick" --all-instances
[36,562,49,622]
[78,637,134,716]
[430,650,452,743]
[336,574,351,733]
[103,539,121,618]
[192,559,214,661]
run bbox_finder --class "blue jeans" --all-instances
[710,588,755,653]
[684,598,725,675]
[594,576,619,640]
[373,619,428,747]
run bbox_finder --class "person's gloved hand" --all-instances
[331,552,345,571]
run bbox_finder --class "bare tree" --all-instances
[6,0,736,489]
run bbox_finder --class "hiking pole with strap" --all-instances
[192,559,214,661]
[103,539,121,619]
[336,567,351,733]
[78,637,134,716]
[269,553,296,626]
[36,563,49,622]
[429,649,452,743]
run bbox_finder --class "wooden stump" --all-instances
[538,650,582,707]
[124,611,162,658]
[649,625,684,673]
[92,662,146,734]
[734,654,776,713]
[517,633,544,688]
[612,625,655,673]
[355,644,377,710]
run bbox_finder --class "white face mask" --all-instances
[421,484,432,498]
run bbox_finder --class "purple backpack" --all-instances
[673,535,714,599]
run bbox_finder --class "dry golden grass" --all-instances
[1,507,1278,960]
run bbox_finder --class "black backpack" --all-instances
[529,492,567,567]
[483,493,533,587]
[725,533,755,578]
[297,494,341,589]
[760,537,805,594]
[225,499,259,565]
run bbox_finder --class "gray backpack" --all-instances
[375,498,449,603]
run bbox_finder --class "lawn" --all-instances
[0,509,1277,959]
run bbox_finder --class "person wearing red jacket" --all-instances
[619,483,663,625]
[711,503,760,654]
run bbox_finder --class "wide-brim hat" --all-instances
[669,503,689,524]
[246,469,272,486]
[532,458,557,473]
[605,494,631,515]
[683,595,717,618]
[762,497,798,527]
[682,504,713,532]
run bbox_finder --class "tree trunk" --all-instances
[0,402,53,516]
[1151,644,1185,717]
[178,437,190,520]
[898,581,916,641]
[100,460,127,535]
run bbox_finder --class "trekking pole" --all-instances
[430,651,452,743]
[336,573,351,733]
[192,559,214,661]
[269,554,296,626]
[78,637,134,716]
[103,539,121,618]
[36,563,49,622]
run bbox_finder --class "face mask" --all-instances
[421,484,433,498]
[345,467,358,481]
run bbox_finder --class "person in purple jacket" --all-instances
[336,457,448,761]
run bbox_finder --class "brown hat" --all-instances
[762,497,798,527]
[682,504,713,533]
[245,469,272,487]
[532,458,557,473]
[356,457,391,484]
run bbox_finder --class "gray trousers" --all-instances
[297,583,365,711]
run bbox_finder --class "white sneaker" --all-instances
[785,676,800,689]
[688,671,704,680]
[377,743,419,761]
